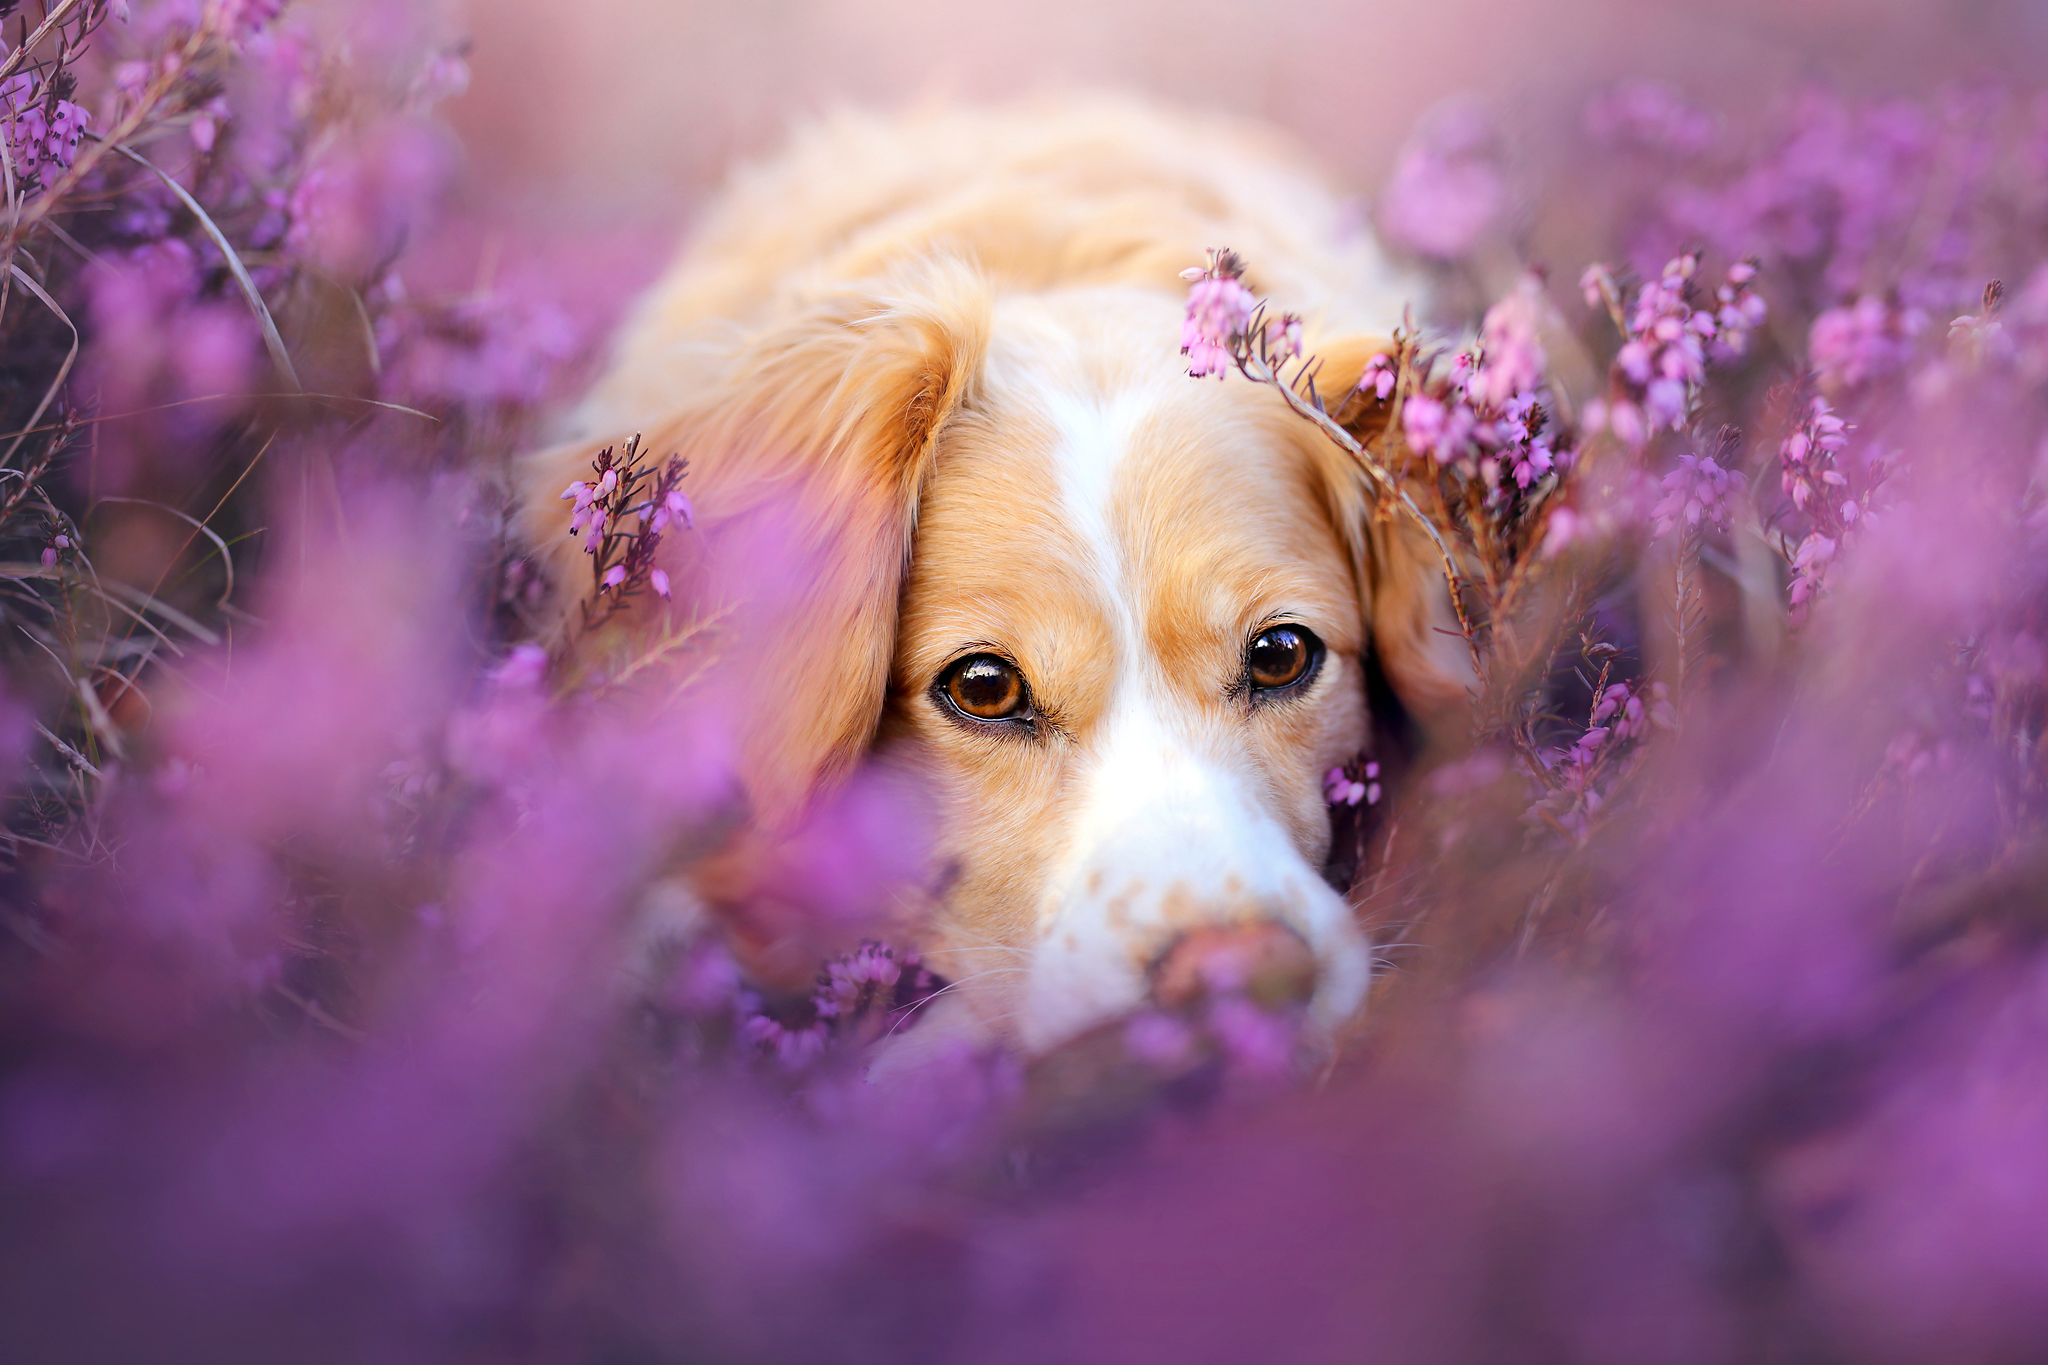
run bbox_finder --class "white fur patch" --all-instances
[1005,344,1371,1052]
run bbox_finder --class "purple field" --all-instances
[5,2,2048,1362]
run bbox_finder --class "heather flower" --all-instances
[1584,254,1757,451]
[1589,680,1670,741]
[215,0,288,41]
[376,285,581,414]
[1470,275,1549,408]
[1,73,90,196]
[1809,294,1926,389]
[1207,996,1298,1076]
[732,941,942,1068]
[287,121,455,280]
[1542,506,1582,557]
[1359,352,1396,401]
[1651,451,1747,537]
[1402,393,1447,453]
[1123,1010,1195,1067]
[1267,313,1304,363]
[1379,98,1504,260]
[1508,440,1555,490]
[1584,80,1719,157]
[1181,253,1256,379]
[1324,761,1381,808]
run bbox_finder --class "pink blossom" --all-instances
[1584,80,1719,156]
[1808,295,1926,389]
[1358,352,1397,401]
[1542,507,1582,557]
[1402,394,1446,452]
[1651,451,1748,538]
[1470,276,1550,408]
[1180,257,1256,379]
[1123,1011,1195,1067]
[1378,99,1504,260]
[1,73,90,196]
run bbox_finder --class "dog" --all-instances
[518,98,1469,1066]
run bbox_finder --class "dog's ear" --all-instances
[1296,333,1476,738]
[518,258,991,827]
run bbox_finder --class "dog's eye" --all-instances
[938,654,1031,722]
[1247,624,1320,692]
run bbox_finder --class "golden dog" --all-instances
[519,98,1466,1065]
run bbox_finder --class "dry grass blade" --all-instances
[35,720,103,780]
[99,138,305,393]
[74,673,126,762]
[96,495,237,609]
[103,578,221,647]
[0,0,86,88]
[0,392,441,445]
[2,265,79,469]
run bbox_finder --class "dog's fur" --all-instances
[518,99,1467,1061]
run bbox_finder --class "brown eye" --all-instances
[1247,624,1320,692]
[939,654,1031,722]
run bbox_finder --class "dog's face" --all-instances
[884,290,1374,1053]
[526,257,1464,1064]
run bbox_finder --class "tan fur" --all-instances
[517,98,1466,1042]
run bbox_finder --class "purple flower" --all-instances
[1123,1011,1195,1067]
[1808,295,1926,389]
[1324,761,1381,807]
[1402,393,1446,452]
[1,73,90,196]
[1651,451,1747,538]
[1584,80,1719,157]
[1180,260,1256,380]
[1359,353,1397,401]
[1470,276,1549,408]
[1379,99,1505,260]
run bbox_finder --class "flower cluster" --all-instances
[1179,249,1257,378]
[0,71,90,196]
[1777,394,1878,614]
[1324,758,1382,808]
[1530,675,1671,840]
[1809,294,1928,390]
[1583,79,1719,157]
[1582,253,1765,448]
[561,434,692,618]
[1390,277,1571,497]
[1651,448,1747,538]
[737,941,945,1070]
[1377,97,1506,261]
[1590,677,1670,741]
[1179,248,1303,378]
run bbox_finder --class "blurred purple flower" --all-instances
[1651,451,1747,538]
[1379,98,1505,260]
[1585,80,1720,157]
[1809,294,1926,389]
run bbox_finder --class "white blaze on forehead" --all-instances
[1008,351,1371,1054]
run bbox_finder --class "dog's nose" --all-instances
[1149,920,1318,1013]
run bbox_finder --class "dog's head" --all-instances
[522,256,1467,1060]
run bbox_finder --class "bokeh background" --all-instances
[448,0,2048,227]
[7,1,2048,1362]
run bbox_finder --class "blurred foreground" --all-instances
[4,2,2048,1363]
